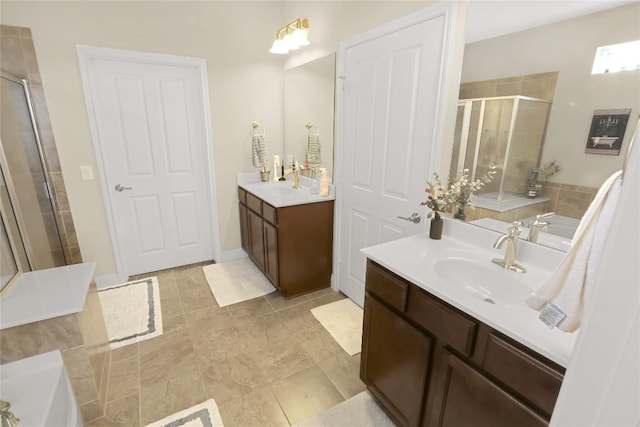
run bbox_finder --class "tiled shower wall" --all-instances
[1,25,82,265]
[459,71,559,101]
[464,182,596,224]
[541,181,597,219]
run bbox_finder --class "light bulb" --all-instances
[269,39,289,54]
[292,28,309,46]
[283,32,299,50]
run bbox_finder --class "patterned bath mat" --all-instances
[311,298,363,356]
[145,399,224,427]
[203,258,275,307]
[294,391,393,426]
[97,277,162,349]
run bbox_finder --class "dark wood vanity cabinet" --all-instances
[361,260,565,427]
[362,295,433,426]
[238,187,333,298]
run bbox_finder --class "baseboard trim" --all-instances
[94,273,128,289]
[217,248,248,263]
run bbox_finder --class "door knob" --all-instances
[397,212,421,223]
[115,184,133,192]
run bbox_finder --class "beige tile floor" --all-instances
[88,262,365,426]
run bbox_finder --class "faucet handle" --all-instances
[535,212,555,221]
[508,221,523,237]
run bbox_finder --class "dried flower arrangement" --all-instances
[421,168,496,220]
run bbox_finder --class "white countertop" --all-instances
[0,262,96,330]
[1,350,80,427]
[361,219,576,367]
[237,172,335,208]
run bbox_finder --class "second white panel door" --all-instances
[89,56,213,276]
[338,4,459,306]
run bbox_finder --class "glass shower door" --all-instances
[0,74,66,270]
[474,98,515,200]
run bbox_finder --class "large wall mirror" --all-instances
[447,2,639,252]
[284,53,336,179]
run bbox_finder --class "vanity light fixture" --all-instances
[269,18,310,55]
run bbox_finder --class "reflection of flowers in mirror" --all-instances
[540,161,560,181]
[421,168,496,219]
[527,161,559,198]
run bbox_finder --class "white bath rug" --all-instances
[144,399,224,427]
[203,258,275,308]
[294,391,394,427]
[311,298,363,356]
[98,277,162,350]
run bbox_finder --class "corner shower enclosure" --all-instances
[0,72,66,281]
[449,95,552,202]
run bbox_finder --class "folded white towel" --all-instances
[526,170,623,332]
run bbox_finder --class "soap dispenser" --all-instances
[319,168,329,196]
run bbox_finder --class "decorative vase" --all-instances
[454,206,466,221]
[260,171,271,182]
[429,213,443,240]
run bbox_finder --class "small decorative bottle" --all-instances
[319,168,329,196]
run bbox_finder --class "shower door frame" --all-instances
[454,95,552,201]
[0,71,67,270]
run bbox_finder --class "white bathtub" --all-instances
[0,350,81,427]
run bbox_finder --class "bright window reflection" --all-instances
[592,40,640,74]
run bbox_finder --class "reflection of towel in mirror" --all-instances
[306,133,321,165]
[525,170,623,332]
[252,134,268,169]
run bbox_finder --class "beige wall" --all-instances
[1,1,286,277]
[0,1,436,279]
[460,3,640,188]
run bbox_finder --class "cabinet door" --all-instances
[361,295,432,427]
[247,209,265,271]
[431,351,547,427]
[239,203,249,253]
[263,221,279,286]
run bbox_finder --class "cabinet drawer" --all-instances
[406,286,477,356]
[482,333,564,417]
[263,203,277,225]
[246,192,262,215]
[365,261,408,312]
[238,187,247,204]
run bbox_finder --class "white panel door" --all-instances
[88,56,214,276]
[337,4,462,306]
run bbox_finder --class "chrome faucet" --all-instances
[492,221,526,273]
[527,212,554,242]
[285,164,301,189]
[0,400,19,427]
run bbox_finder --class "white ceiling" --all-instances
[465,0,637,43]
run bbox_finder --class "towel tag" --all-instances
[539,303,566,329]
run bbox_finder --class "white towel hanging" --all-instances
[251,122,268,170]
[526,170,623,332]
[252,134,268,169]
[305,124,322,166]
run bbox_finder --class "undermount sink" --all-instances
[433,257,532,308]
[261,182,303,195]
